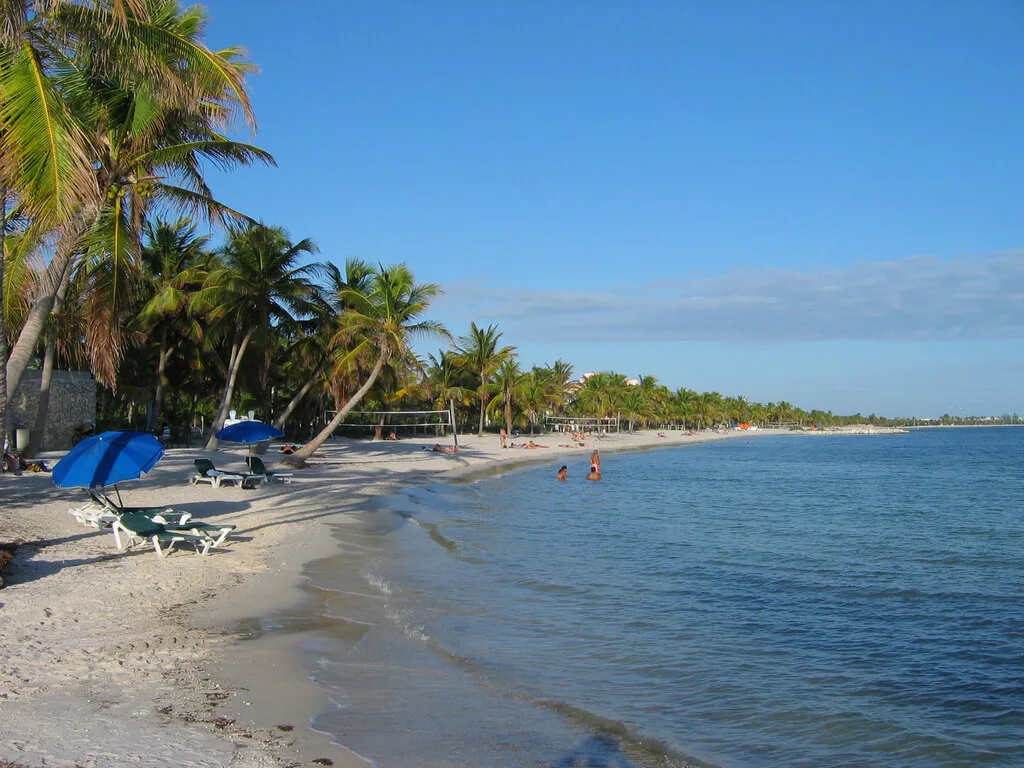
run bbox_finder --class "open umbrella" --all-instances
[216,420,284,458]
[52,431,164,491]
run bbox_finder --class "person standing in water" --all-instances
[590,448,600,474]
[557,465,568,480]
[586,467,602,481]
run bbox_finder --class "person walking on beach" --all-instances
[499,428,508,448]
[557,465,568,480]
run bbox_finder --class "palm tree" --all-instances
[424,350,474,427]
[0,0,270,413]
[454,322,516,436]
[537,359,574,417]
[486,358,523,436]
[519,370,551,435]
[272,258,374,431]
[284,264,447,467]
[576,371,628,419]
[131,217,210,430]
[192,223,321,449]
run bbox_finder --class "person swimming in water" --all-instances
[556,465,568,480]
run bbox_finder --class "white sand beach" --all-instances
[0,428,751,767]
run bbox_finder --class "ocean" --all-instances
[272,427,1024,767]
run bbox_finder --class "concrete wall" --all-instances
[8,370,97,451]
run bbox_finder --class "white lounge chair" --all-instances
[190,458,255,488]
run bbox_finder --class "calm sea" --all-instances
[280,427,1023,767]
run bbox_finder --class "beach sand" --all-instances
[0,429,737,767]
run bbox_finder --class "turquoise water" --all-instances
[297,428,1024,767]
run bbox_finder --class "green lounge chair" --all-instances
[112,512,214,557]
[191,458,257,488]
[100,492,236,552]
[244,456,293,484]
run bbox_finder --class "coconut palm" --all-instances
[424,350,474,425]
[535,359,574,417]
[576,371,628,419]
[284,264,447,467]
[0,0,270,417]
[519,368,555,435]
[192,223,321,449]
[454,322,516,436]
[272,258,374,431]
[486,358,523,436]
[130,216,211,429]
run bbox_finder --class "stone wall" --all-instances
[8,370,97,451]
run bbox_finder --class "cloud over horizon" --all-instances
[433,252,1024,343]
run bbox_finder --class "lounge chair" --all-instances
[67,500,119,529]
[112,512,215,557]
[94,491,236,551]
[69,489,191,528]
[191,458,257,489]
[244,456,293,484]
[88,489,193,524]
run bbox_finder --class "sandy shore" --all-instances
[0,428,749,767]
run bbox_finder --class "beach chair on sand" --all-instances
[112,510,235,555]
[191,458,256,489]
[92,492,236,552]
[67,499,119,528]
[243,456,293,484]
[69,489,192,528]
[112,512,215,557]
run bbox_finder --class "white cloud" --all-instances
[432,251,1024,342]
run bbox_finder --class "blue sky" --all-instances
[202,0,1024,418]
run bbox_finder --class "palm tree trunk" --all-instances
[204,327,254,450]
[283,354,387,467]
[23,261,74,458]
[477,393,487,436]
[24,326,58,459]
[272,361,325,430]
[504,401,512,436]
[6,208,95,400]
[149,327,172,431]
[186,393,200,447]
[0,189,9,453]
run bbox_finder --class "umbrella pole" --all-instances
[114,484,124,506]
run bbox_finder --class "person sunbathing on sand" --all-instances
[426,443,459,454]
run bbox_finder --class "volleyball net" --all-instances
[322,408,455,439]
[544,416,620,433]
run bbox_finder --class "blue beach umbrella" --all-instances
[52,431,164,490]
[215,420,283,445]
[216,420,284,458]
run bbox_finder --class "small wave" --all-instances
[536,699,717,768]
[426,523,458,551]
[362,571,392,595]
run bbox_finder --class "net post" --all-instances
[449,400,459,450]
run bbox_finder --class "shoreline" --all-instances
[0,425,888,766]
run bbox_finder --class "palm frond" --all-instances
[0,39,97,224]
